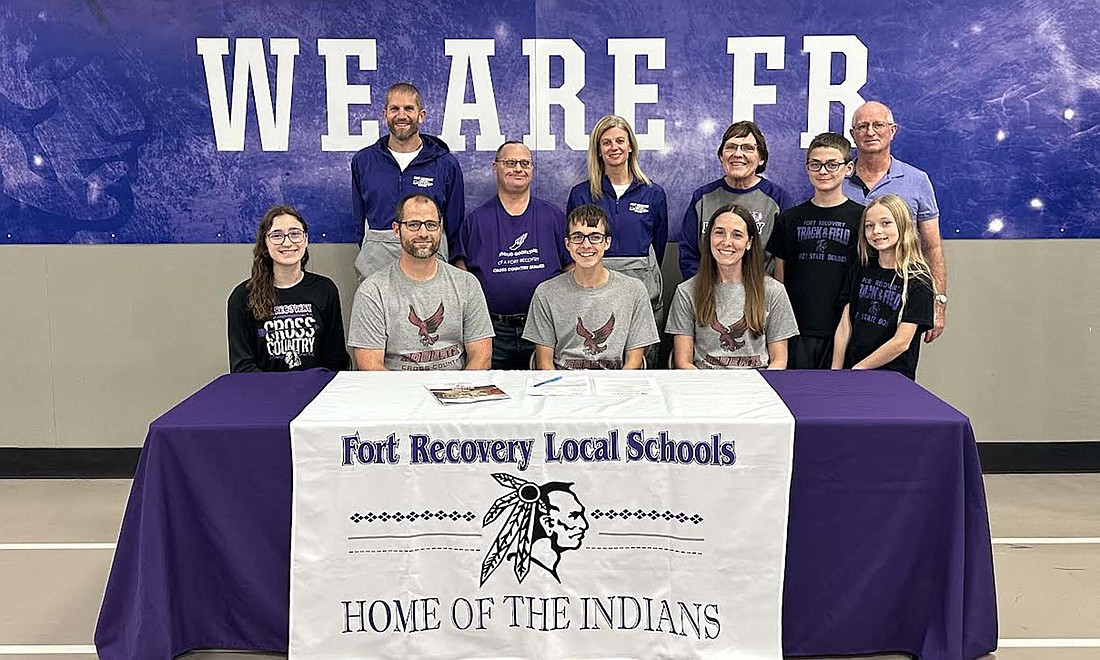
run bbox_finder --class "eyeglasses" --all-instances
[721,143,757,154]
[852,121,895,134]
[806,160,849,172]
[398,220,441,232]
[495,158,533,170]
[567,232,607,245]
[266,229,306,244]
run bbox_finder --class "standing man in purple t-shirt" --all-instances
[457,141,572,369]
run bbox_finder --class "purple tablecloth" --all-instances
[95,369,997,660]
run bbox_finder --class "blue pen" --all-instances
[533,375,563,388]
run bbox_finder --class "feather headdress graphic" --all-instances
[480,473,588,585]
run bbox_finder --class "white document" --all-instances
[592,376,660,397]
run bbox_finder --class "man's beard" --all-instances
[402,237,439,259]
[388,119,420,141]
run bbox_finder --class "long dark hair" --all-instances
[693,205,765,337]
[246,205,309,320]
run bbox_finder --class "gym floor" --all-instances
[0,474,1097,659]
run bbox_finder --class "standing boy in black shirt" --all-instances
[766,133,864,369]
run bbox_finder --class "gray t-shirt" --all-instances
[666,276,798,369]
[348,261,494,370]
[523,270,659,369]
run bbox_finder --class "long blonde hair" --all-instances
[858,194,934,323]
[585,115,651,199]
[693,205,766,337]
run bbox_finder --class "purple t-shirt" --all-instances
[460,196,573,316]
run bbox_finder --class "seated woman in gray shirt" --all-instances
[523,205,659,369]
[666,204,798,369]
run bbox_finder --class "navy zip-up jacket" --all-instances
[351,133,465,255]
[566,176,669,264]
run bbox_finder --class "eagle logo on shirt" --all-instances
[711,315,748,351]
[576,314,615,355]
[509,232,529,251]
[409,302,445,346]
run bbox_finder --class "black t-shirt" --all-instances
[227,272,350,373]
[839,262,934,380]
[766,199,863,337]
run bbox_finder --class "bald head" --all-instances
[851,101,897,156]
[854,101,894,124]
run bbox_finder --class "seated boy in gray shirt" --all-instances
[349,194,494,370]
[523,205,659,369]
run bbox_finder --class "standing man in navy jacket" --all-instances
[352,82,465,281]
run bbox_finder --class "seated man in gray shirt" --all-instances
[523,205,659,369]
[349,194,494,370]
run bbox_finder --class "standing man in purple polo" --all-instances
[457,141,572,369]
[351,82,465,281]
[843,101,948,342]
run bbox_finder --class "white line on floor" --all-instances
[1000,638,1100,648]
[993,537,1100,545]
[0,646,97,655]
[0,543,115,550]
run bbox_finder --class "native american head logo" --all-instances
[710,315,748,351]
[751,210,765,235]
[283,350,302,369]
[509,232,529,251]
[576,314,615,355]
[816,239,828,253]
[480,473,589,585]
[409,302,445,346]
[868,301,882,319]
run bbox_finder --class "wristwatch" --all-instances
[934,294,948,305]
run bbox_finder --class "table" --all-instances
[95,369,997,659]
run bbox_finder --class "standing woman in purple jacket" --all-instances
[567,115,669,321]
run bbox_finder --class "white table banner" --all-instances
[290,370,794,659]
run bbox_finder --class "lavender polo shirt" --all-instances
[843,156,940,223]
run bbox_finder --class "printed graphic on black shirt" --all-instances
[845,266,933,379]
[855,275,903,327]
[261,303,317,367]
[481,473,588,586]
[796,219,852,264]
